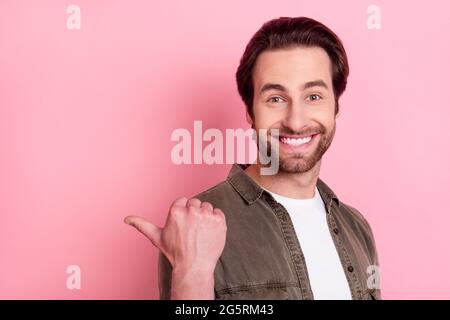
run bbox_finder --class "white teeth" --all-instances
[280,136,312,146]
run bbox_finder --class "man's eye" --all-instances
[307,94,322,101]
[268,96,283,103]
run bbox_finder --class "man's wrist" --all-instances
[171,268,215,300]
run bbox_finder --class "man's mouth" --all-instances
[278,133,318,147]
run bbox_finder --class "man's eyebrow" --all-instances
[260,83,287,93]
[259,80,329,94]
[303,80,329,90]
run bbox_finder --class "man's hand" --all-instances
[124,197,227,299]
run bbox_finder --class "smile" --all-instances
[279,135,314,146]
[279,133,318,150]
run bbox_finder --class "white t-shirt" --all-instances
[264,186,352,300]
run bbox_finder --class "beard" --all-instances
[258,121,336,174]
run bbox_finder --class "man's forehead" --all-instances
[253,46,333,91]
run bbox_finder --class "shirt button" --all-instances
[333,228,339,234]
[347,266,354,272]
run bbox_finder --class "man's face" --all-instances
[250,46,337,174]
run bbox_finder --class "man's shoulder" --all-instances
[194,180,230,199]
[318,178,374,235]
[192,178,245,209]
[338,201,374,235]
[337,200,378,257]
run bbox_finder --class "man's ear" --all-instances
[246,112,254,128]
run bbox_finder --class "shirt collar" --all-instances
[227,163,341,208]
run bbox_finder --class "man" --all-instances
[125,16,381,300]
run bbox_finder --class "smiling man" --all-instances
[126,16,381,300]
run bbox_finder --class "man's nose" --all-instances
[282,102,309,133]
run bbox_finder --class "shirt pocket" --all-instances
[215,285,289,300]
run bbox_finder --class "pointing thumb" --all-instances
[124,215,162,249]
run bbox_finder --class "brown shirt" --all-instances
[158,163,381,300]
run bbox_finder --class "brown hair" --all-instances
[236,17,349,118]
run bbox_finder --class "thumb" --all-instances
[124,215,162,249]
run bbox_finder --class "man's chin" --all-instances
[279,156,318,174]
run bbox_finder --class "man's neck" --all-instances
[244,160,321,199]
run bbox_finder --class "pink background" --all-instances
[1,0,449,299]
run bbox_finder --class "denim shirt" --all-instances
[158,164,381,300]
